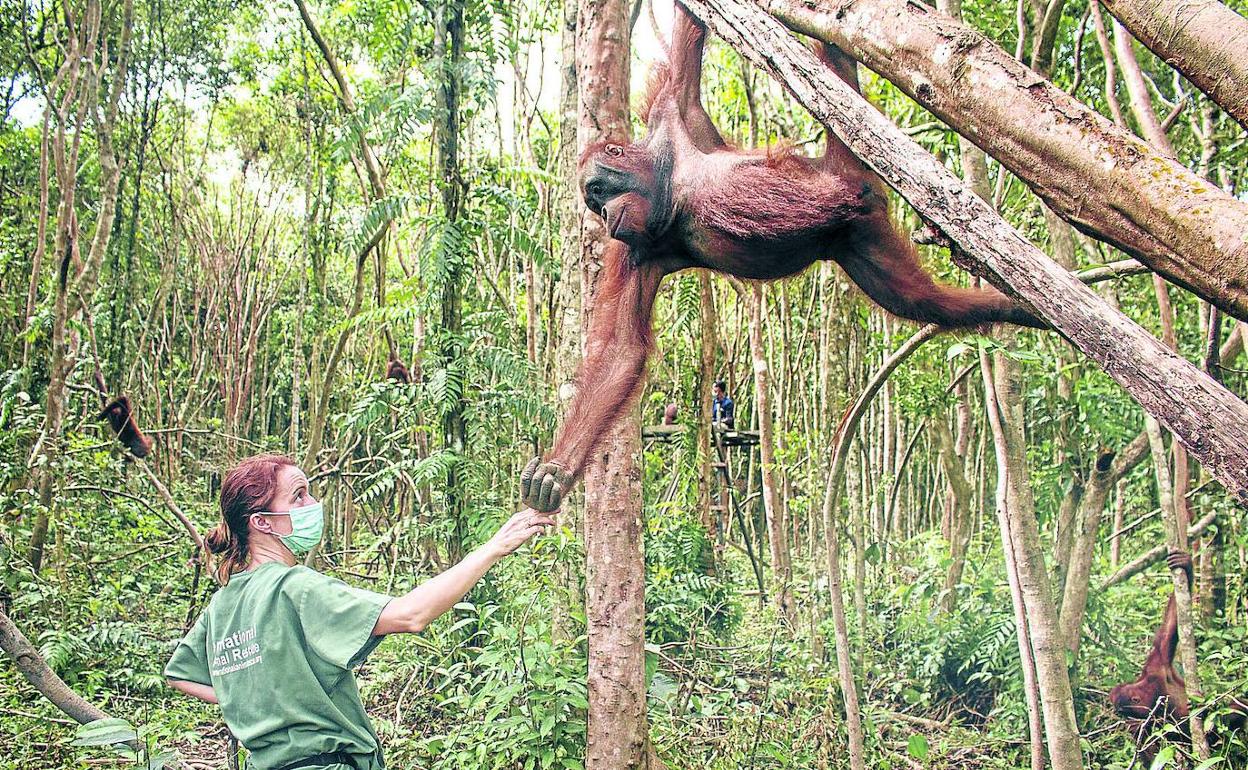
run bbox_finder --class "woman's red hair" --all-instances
[205,454,295,583]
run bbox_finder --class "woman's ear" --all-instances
[249,513,275,535]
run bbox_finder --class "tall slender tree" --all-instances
[575,0,662,765]
[435,0,468,559]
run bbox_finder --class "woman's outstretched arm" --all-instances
[372,508,554,635]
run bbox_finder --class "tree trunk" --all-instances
[435,0,468,560]
[983,342,1084,770]
[750,0,1248,323]
[577,0,661,765]
[698,273,719,556]
[1057,433,1149,657]
[31,0,135,571]
[819,458,866,770]
[982,354,1046,770]
[934,418,973,613]
[1099,0,1248,131]
[551,0,583,642]
[821,325,941,767]
[750,283,794,621]
[681,0,1248,506]
[1109,478,1125,568]
[295,0,396,469]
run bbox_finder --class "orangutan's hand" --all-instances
[521,457,572,513]
[1166,550,1193,579]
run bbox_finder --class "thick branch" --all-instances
[681,0,1248,506]
[1,609,108,724]
[1099,0,1248,131]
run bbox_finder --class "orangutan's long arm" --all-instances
[521,243,666,511]
[1147,594,1180,672]
[671,2,726,153]
[1148,551,1194,670]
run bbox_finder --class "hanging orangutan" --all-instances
[1110,551,1247,761]
[520,2,1043,511]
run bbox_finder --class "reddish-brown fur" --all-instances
[1110,552,1247,761]
[520,2,1042,510]
[99,396,153,459]
[386,356,411,384]
[663,403,679,425]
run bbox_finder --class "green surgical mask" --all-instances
[263,500,324,556]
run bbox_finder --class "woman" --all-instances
[165,454,554,770]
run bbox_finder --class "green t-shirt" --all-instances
[165,562,392,770]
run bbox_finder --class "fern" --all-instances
[38,629,89,675]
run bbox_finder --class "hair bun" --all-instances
[204,524,231,554]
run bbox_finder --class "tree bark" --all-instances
[983,342,1084,770]
[749,0,1248,323]
[980,345,1046,770]
[1099,0,1248,131]
[1057,433,1149,657]
[750,283,794,621]
[680,0,1248,506]
[577,0,660,765]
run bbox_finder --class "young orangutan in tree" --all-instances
[99,396,153,459]
[1110,551,1247,761]
[386,355,412,384]
[519,3,1043,511]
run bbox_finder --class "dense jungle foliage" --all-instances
[1,0,1246,767]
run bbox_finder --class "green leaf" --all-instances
[644,643,659,687]
[907,734,929,760]
[73,718,138,747]
[1148,745,1175,770]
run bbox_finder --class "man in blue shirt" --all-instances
[712,380,735,429]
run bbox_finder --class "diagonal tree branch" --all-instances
[680,0,1248,506]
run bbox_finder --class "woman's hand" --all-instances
[376,508,558,636]
[488,507,556,558]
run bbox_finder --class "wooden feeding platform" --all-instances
[641,424,761,447]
